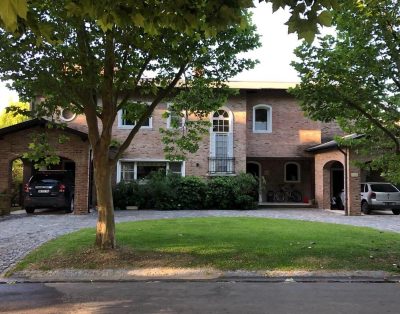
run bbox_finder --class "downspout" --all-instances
[337,146,349,216]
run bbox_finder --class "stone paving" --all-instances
[1,208,400,276]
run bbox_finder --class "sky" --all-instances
[0,2,302,112]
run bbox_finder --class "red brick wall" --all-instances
[246,90,323,158]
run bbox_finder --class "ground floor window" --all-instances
[284,162,300,183]
[118,160,184,182]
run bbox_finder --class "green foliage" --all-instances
[0,101,29,128]
[22,132,61,170]
[112,180,142,210]
[0,0,27,32]
[291,0,400,183]
[175,176,207,210]
[205,173,258,209]
[0,0,336,42]
[112,173,257,210]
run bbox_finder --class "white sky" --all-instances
[0,2,302,112]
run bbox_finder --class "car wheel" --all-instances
[65,197,74,214]
[392,209,400,215]
[361,201,370,215]
[25,207,35,214]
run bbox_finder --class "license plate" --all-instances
[38,189,49,193]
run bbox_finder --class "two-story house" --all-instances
[0,81,364,215]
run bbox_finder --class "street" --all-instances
[1,281,400,314]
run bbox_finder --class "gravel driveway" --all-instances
[2,208,400,276]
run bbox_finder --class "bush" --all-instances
[205,176,236,209]
[204,173,258,209]
[175,176,207,209]
[113,181,142,210]
[141,171,181,209]
[112,172,258,210]
[232,173,259,209]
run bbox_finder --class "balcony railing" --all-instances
[208,157,235,174]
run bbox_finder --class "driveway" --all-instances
[1,208,400,276]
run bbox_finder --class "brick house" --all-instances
[0,81,364,215]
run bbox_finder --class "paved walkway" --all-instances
[1,208,400,276]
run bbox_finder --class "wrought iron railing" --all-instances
[208,157,235,174]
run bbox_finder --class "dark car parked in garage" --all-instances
[23,170,75,214]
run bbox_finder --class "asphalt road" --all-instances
[1,281,400,314]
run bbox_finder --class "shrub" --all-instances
[175,176,207,209]
[232,173,258,209]
[142,171,181,209]
[113,181,142,210]
[112,172,258,210]
[205,176,236,209]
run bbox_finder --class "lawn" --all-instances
[12,217,400,273]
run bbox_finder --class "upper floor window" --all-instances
[253,104,272,133]
[166,104,185,129]
[284,162,300,183]
[118,107,152,129]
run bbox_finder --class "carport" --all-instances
[0,119,90,214]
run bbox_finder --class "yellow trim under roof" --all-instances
[226,81,298,90]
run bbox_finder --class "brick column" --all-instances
[74,162,89,214]
[346,150,361,215]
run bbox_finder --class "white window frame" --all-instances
[117,103,153,129]
[116,159,186,183]
[252,104,272,133]
[210,107,234,158]
[166,103,185,129]
[284,162,301,183]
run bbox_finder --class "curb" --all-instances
[2,269,400,284]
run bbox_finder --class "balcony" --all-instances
[208,157,235,175]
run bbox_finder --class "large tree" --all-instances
[0,0,340,249]
[291,0,400,183]
[0,1,262,249]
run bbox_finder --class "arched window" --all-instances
[284,162,300,183]
[212,109,230,133]
[253,104,272,133]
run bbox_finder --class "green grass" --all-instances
[12,217,400,273]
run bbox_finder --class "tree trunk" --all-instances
[93,150,116,249]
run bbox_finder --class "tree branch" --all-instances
[342,93,400,154]
[113,63,188,163]
[116,54,152,111]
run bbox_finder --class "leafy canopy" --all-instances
[0,0,339,42]
[291,0,400,183]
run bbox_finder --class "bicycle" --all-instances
[273,184,302,202]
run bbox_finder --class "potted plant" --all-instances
[0,190,11,216]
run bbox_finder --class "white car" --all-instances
[360,182,400,215]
